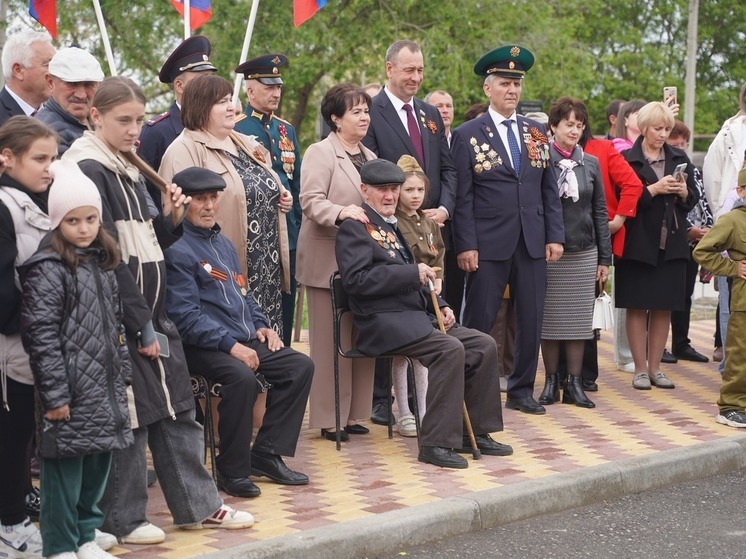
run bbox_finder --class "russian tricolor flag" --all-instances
[29,0,57,39]
[170,0,212,30]
[294,0,327,27]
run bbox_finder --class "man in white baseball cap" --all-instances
[36,47,105,155]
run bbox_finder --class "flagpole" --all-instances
[232,0,260,105]
[91,0,117,76]
[184,0,191,39]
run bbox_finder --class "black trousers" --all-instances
[183,340,313,479]
[0,377,35,525]
[671,248,699,353]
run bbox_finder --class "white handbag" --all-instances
[592,281,614,331]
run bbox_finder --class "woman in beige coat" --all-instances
[297,83,376,441]
[160,75,292,335]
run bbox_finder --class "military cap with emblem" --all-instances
[235,54,288,85]
[172,167,226,195]
[158,35,217,84]
[473,44,535,79]
[360,159,406,187]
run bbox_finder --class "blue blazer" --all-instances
[451,113,565,260]
[363,89,456,215]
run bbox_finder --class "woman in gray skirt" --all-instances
[538,97,612,408]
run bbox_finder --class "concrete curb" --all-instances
[202,436,746,559]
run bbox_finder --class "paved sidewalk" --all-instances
[107,320,744,559]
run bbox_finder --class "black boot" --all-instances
[538,373,560,405]
[562,376,595,408]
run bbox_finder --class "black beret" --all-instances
[360,159,405,186]
[159,35,217,84]
[235,54,288,85]
[172,167,226,195]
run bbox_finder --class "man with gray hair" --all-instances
[36,47,104,155]
[0,30,55,125]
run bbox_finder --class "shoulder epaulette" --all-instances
[146,111,169,126]
[234,114,248,124]
[273,114,293,126]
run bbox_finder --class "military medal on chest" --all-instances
[366,223,400,256]
[277,124,296,178]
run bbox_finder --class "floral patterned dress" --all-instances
[225,149,283,335]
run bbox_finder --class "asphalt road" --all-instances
[380,469,746,558]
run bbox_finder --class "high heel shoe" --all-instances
[321,428,349,442]
[538,373,560,405]
[562,376,595,408]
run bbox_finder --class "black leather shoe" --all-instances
[674,346,709,363]
[581,379,598,392]
[538,373,560,405]
[343,423,370,435]
[250,451,309,485]
[321,428,349,442]
[217,473,261,498]
[370,401,390,425]
[418,446,468,469]
[505,396,546,415]
[661,349,678,363]
[455,434,513,456]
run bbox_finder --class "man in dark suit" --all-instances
[0,30,55,125]
[140,36,216,206]
[335,159,511,469]
[362,40,458,424]
[451,45,565,415]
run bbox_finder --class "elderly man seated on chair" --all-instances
[335,159,512,469]
[164,167,314,498]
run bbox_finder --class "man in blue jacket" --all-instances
[164,167,313,499]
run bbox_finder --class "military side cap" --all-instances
[159,35,216,84]
[360,159,405,186]
[474,44,535,79]
[172,167,226,195]
[739,167,746,188]
[235,54,287,85]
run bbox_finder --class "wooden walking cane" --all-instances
[427,279,481,460]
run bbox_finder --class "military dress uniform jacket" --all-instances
[363,89,456,215]
[335,203,445,356]
[138,102,183,174]
[235,107,302,250]
[451,113,565,260]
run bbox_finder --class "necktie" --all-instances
[30,110,38,117]
[402,104,425,164]
[503,120,521,175]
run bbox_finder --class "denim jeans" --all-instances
[99,409,222,537]
[718,276,730,376]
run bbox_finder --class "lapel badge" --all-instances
[470,137,478,146]
[483,160,492,170]
[475,163,484,173]
[388,249,396,259]
[481,143,489,151]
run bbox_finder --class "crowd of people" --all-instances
[0,27,742,559]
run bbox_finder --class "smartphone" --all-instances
[663,86,677,108]
[672,162,687,181]
[155,332,170,358]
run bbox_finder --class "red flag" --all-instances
[170,0,212,30]
[28,0,57,39]
[293,0,328,27]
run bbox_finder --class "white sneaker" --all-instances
[180,505,254,530]
[117,522,165,545]
[76,542,115,559]
[617,362,635,373]
[397,414,418,437]
[92,530,116,551]
[46,553,77,559]
[0,517,43,557]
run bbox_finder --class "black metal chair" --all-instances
[190,375,219,483]
[330,272,421,450]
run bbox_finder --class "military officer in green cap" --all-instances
[451,44,565,416]
[234,54,302,346]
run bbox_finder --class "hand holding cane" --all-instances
[427,279,481,460]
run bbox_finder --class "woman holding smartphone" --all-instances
[616,102,699,391]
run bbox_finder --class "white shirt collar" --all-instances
[4,85,40,116]
[488,107,517,128]
[384,85,414,114]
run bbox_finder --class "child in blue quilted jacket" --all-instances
[20,160,133,559]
